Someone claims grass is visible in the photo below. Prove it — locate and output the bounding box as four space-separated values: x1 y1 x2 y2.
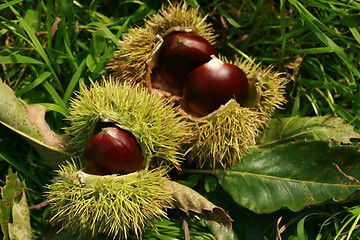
0 0 359 239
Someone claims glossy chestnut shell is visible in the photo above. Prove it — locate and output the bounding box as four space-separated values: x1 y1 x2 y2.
183 56 249 117
84 127 144 175
154 32 217 90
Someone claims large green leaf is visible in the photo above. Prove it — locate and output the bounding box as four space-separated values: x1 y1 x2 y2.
205 141 360 214
0 80 71 168
258 115 360 146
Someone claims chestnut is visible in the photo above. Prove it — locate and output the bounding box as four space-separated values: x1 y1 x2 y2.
183 55 249 117
155 32 217 89
84 127 144 175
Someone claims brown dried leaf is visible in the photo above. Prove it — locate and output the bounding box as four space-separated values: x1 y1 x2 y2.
167 180 233 230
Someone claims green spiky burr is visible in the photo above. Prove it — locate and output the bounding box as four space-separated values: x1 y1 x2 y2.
107 2 216 84
229 56 289 123
65 78 191 170
108 2 289 169
47 161 172 240
183 57 289 169
183 100 263 169
48 78 193 239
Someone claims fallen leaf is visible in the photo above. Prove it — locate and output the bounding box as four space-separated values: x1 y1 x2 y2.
0 167 25 240
8 190 32 240
167 180 233 230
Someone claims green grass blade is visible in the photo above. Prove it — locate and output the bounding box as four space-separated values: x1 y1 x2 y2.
40 103 69 117
0 0 22 11
16 71 51 97
9 4 63 94
280 0 286 58
227 42 250 59
90 45 114 80
333 104 360 129
63 59 86 105
291 88 301 117
346 213 360 240
214 1 241 28
0 151 43 187
115 17 130 39
348 26 360 46
297 216 308 240
334 215 356 240
42 81 68 115
291 47 333 54
0 56 45 65
289 0 360 79
86 22 122 48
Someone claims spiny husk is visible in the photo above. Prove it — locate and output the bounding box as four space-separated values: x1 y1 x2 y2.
47 161 172 240
145 1 216 44
185 100 263 169
65 78 191 170
108 1 216 83
185 57 288 169
227 56 289 124
107 2 289 169
109 26 159 82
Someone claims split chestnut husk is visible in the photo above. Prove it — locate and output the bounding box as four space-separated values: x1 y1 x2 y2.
108 2 289 169
145 29 288 168
47 161 173 240
65 78 191 170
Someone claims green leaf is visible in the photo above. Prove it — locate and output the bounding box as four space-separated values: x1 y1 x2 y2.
207 222 238 240
0 80 71 168
0 167 25 240
204 175 218 193
90 31 106 58
211 141 360 214
8 190 32 240
258 115 360 146
85 54 97 73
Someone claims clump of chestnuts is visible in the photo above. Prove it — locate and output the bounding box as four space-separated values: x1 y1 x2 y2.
109 2 288 169
148 30 250 117
47 3 288 239
154 31 218 91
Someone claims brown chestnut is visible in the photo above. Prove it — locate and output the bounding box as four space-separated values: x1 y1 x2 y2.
155 32 217 89
84 127 144 175
183 55 249 117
